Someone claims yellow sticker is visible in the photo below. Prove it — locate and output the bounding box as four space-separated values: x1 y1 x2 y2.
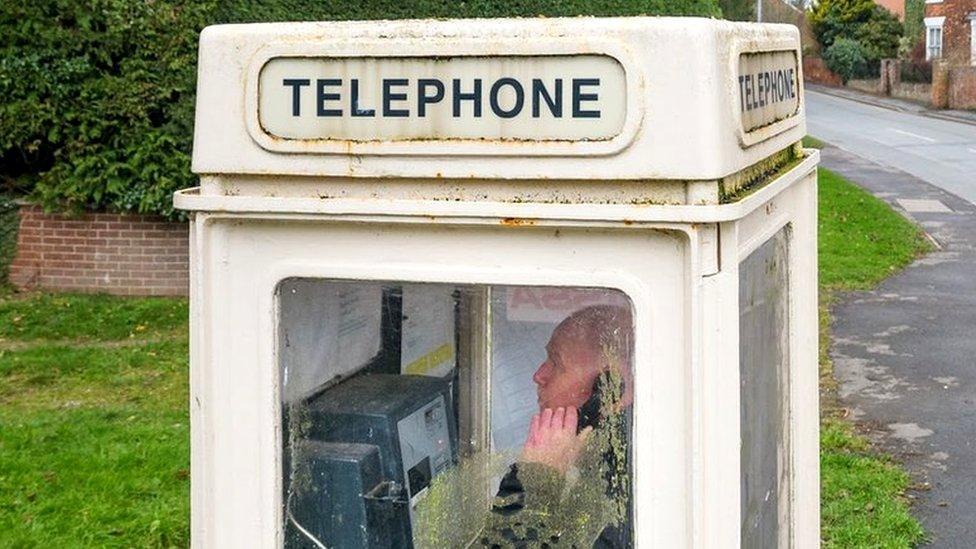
405 343 454 375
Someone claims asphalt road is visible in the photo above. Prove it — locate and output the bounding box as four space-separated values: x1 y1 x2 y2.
806 90 976 205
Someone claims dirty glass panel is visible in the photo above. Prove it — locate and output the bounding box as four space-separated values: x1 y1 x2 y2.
739 228 791 548
277 280 634 548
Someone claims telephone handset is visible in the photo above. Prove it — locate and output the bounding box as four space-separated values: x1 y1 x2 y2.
576 371 624 433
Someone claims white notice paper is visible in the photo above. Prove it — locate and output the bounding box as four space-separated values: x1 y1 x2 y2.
400 284 457 378
279 280 382 403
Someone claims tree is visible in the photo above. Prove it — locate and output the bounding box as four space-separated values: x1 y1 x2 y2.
903 0 925 47
822 37 868 82
810 0 877 50
809 0 902 74
855 7 902 63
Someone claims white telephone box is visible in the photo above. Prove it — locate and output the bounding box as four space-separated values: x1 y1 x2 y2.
177 17 819 548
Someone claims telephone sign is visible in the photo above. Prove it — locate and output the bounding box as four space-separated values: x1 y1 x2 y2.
259 56 627 141
737 50 800 132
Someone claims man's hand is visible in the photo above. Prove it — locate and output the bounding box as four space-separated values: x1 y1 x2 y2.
520 406 593 474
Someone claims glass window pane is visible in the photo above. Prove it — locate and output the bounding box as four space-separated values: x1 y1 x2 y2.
278 280 634 548
739 228 791 548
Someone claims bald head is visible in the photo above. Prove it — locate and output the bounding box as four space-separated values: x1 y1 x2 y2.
532 305 634 411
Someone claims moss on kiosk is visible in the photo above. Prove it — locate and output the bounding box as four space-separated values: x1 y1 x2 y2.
417 350 633 548
719 142 805 204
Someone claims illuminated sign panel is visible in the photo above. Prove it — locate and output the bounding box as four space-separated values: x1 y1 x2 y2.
258 55 627 142
738 51 800 133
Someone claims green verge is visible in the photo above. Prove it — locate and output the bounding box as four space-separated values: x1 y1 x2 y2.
802 135 827 150
819 169 932 291
0 293 187 342
0 292 189 547
816 156 930 547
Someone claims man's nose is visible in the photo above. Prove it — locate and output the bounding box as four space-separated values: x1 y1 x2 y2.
533 361 551 386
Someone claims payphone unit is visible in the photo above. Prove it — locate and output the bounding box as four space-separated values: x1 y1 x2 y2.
286 373 456 547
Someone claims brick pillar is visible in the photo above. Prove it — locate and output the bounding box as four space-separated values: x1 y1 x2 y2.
879 59 891 95
886 59 901 95
932 60 950 108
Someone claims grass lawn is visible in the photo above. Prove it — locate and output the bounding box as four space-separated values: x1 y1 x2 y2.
816 148 931 546
0 146 931 547
0 295 189 547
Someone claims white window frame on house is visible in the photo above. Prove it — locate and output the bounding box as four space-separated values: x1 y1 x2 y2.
926 16 945 61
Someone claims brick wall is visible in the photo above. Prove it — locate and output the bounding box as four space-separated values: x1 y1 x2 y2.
9 205 189 296
847 77 884 94
948 65 976 107
803 56 843 86
761 0 820 54
933 59 976 107
891 80 933 102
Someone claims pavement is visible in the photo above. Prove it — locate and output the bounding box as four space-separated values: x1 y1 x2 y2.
819 145 976 548
807 83 976 126
806 87 976 206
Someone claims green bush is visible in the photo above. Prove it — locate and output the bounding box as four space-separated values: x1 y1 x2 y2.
0 195 17 286
810 0 874 50
0 0 720 220
823 37 868 83
0 1 215 219
853 8 902 66
903 0 925 48
810 0 902 76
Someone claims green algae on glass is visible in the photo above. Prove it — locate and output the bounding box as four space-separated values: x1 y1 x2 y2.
412 450 515 548
416 349 632 548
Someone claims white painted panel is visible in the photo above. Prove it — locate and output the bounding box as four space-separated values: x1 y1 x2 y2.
192 19 806 179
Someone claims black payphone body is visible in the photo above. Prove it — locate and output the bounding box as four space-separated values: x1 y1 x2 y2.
286 373 458 548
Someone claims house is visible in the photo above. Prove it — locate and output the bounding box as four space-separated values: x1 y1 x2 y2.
876 0 906 20
924 0 976 64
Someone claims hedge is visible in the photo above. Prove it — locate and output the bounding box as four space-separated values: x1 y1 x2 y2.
903 0 924 47
0 195 17 286
0 0 721 219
